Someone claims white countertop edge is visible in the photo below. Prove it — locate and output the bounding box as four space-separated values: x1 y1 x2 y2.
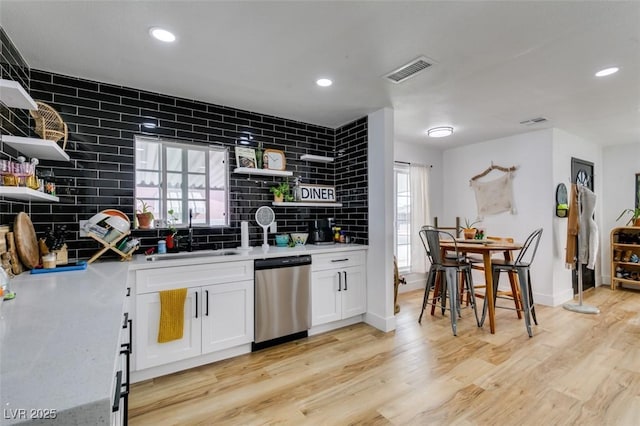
128 244 368 270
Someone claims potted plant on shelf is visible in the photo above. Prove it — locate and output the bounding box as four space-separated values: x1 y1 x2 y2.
136 199 154 229
270 181 293 203
459 218 480 240
616 208 640 226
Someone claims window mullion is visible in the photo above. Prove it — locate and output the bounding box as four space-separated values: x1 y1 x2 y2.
182 147 189 225
161 144 168 226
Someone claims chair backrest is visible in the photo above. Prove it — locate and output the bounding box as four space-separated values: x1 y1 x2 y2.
433 216 461 238
515 228 543 266
419 225 459 266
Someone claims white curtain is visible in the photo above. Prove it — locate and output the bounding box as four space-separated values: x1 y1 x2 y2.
410 164 430 273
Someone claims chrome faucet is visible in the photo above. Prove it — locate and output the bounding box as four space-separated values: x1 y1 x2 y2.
187 208 194 252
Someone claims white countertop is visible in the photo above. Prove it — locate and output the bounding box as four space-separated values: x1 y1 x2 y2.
129 243 368 270
0 244 367 424
0 261 130 425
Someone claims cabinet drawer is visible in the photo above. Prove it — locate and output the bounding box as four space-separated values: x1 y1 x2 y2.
136 260 253 294
312 250 365 271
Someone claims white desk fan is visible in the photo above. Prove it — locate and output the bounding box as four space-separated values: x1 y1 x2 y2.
255 206 275 249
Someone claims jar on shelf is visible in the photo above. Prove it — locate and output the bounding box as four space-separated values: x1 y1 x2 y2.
39 170 56 195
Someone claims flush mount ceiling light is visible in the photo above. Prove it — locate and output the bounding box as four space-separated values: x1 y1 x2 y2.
316 78 332 87
595 67 619 77
149 27 176 43
427 126 453 138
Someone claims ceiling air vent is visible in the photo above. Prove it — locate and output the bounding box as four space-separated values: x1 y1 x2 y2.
385 56 433 84
519 117 548 126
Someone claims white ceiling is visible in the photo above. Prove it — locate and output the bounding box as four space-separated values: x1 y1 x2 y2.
1 1 639 149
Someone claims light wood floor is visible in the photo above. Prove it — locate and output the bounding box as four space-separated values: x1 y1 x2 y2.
129 287 640 425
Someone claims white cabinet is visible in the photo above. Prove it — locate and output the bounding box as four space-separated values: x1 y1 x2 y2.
136 288 202 369
311 250 366 326
134 261 254 371
201 281 253 353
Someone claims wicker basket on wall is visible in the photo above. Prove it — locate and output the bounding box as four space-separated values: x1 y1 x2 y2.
29 101 68 150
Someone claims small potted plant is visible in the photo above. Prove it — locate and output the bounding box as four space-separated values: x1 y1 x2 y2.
166 209 179 249
616 208 640 227
270 181 291 203
136 199 154 229
459 218 480 240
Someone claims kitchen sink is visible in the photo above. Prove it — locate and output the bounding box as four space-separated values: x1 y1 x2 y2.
146 249 240 262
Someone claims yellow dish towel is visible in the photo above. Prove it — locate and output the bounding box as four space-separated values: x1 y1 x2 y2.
157 288 188 343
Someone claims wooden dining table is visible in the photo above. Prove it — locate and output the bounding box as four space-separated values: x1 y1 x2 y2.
439 239 523 334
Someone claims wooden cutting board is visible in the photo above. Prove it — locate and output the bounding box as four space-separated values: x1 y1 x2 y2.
14 212 39 269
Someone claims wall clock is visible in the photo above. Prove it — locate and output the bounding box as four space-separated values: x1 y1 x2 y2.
264 149 286 171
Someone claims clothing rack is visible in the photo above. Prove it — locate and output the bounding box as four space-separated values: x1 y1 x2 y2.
563 183 600 315
469 161 517 183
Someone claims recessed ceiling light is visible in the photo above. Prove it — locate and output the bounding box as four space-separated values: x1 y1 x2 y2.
316 78 332 87
427 126 453 138
149 27 176 43
595 67 619 77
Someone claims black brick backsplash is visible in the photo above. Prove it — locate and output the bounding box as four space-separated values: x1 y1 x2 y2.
0 28 368 261
0 28 33 223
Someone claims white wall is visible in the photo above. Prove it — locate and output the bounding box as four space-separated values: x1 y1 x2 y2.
366 108 396 332
551 128 603 302
602 142 640 283
442 129 558 304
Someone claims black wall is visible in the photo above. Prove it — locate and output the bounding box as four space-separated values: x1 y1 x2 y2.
0 27 369 261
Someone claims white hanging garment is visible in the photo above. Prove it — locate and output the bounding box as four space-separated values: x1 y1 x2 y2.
577 186 598 270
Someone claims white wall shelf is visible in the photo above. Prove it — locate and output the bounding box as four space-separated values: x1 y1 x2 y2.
272 201 343 207
233 167 293 177
1 135 70 161
300 154 334 163
0 79 37 110
0 187 59 202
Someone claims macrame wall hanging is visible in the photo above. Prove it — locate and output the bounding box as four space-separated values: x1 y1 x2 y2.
469 162 518 219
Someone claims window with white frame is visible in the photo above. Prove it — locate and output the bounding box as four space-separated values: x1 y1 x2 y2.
394 163 411 270
135 136 229 228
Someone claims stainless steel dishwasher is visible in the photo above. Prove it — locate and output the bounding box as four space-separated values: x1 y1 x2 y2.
253 255 312 350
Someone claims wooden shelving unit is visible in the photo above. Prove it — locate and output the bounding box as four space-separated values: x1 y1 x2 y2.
610 226 640 290
233 167 293 177
1 135 70 161
87 231 137 263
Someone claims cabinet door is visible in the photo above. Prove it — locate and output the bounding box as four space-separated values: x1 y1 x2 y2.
135 289 201 370
201 280 254 354
341 265 366 319
311 269 342 326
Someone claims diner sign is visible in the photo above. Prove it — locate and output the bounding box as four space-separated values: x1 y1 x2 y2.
299 184 336 202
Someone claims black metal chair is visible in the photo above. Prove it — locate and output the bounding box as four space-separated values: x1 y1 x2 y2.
480 228 543 337
418 226 480 336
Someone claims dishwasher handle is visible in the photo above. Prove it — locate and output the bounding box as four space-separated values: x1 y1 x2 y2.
255 255 312 270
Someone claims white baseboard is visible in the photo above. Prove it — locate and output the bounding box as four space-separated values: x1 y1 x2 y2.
364 311 396 332
308 315 363 336
399 272 425 293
